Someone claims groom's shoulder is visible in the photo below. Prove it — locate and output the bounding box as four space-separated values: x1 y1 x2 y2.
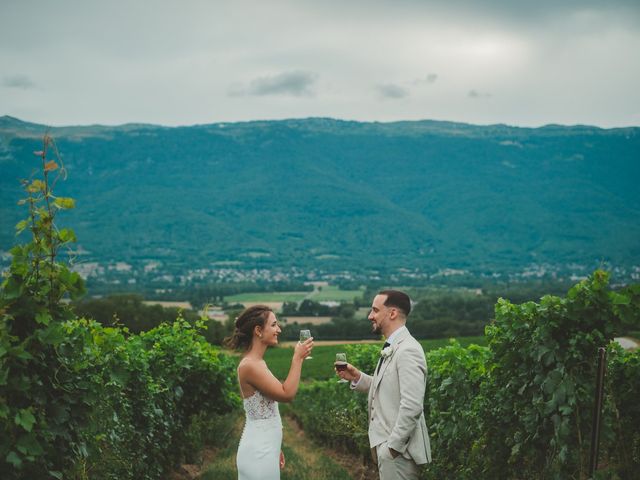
409 336 424 352
398 332 423 352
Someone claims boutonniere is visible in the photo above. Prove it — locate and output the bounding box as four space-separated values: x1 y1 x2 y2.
380 346 393 359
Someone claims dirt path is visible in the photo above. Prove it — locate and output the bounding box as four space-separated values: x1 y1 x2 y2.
169 413 376 480
283 415 378 480
169 447 218 480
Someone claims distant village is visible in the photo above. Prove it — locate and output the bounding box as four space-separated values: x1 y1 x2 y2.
2 250 636 295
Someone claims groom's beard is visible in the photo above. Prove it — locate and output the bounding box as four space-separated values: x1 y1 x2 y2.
371 321 382 334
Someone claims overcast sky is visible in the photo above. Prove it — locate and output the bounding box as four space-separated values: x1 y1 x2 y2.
1 0 639 128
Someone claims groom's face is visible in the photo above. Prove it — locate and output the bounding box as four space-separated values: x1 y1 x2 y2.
368 294 390 334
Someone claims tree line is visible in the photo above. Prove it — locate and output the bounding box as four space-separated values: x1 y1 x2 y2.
71 279 598 345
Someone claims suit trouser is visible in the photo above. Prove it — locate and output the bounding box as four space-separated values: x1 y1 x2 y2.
375 442 420 480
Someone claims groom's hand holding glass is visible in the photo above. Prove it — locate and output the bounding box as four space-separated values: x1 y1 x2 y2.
334 361 362 384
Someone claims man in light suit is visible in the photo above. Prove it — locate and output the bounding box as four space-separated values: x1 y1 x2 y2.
337 290 431 480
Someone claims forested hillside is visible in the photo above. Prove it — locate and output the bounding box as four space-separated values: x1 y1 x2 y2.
2 116 639 280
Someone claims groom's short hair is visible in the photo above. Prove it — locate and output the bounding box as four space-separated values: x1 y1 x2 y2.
379 290 411 317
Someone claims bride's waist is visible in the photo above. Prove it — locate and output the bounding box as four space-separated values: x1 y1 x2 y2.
243 414 282 426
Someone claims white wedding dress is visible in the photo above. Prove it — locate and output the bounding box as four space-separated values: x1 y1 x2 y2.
237 390 282 479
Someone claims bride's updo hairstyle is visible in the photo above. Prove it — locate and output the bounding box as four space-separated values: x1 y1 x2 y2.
224 305 273 351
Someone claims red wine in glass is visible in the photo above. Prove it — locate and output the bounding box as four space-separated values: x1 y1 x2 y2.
335 353 348 383
335 362 348 371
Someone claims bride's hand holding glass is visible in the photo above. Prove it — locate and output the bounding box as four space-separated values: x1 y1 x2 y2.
298 329 313 360
294 334 313 361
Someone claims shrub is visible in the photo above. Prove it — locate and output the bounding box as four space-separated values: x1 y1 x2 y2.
0 136 240 479
289 272 640 480
423 340 489 479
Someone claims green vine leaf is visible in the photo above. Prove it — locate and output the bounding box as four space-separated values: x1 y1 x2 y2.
35 311 52 326
610 291 631 305
53 197 75 210
14 409 36 432
26 179 46 193
5 451 21 468
58 228 76 243
15 220 29 234
16 433 44 456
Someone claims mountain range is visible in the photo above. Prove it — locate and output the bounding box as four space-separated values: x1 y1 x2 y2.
1 115 639 280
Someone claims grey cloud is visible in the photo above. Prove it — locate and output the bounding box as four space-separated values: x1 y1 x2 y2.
227 83 246 97
468 89 492 99
2 74 35 89
381 0 640 26
377 84 409 99
414 74 438 85
230 71 318 97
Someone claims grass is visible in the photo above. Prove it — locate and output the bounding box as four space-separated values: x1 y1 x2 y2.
199 414 352 480
223 285 365 306
197 425 240 479
260 336 488 381
224 291 310 303
265 345 348 381
280 416 353 480
193 413 244 479
309 285 365 302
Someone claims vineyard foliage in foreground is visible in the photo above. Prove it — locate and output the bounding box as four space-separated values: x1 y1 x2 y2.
0 138 239 479
289 272 640 479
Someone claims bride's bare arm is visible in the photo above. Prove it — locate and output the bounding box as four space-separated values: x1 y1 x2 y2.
240 338 313 403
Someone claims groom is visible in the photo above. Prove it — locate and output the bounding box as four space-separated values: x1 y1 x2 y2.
337 290 431 480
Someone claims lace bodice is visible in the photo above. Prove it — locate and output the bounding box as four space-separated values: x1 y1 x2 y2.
243 390 280 421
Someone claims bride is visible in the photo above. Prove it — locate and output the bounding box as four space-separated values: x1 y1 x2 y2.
225 305 314 479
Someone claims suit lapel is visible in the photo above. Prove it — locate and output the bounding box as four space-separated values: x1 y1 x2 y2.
373 328 410 390
374 352 392 389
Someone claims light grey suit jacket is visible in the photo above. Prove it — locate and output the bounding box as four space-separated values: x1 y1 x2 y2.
353 327 432 465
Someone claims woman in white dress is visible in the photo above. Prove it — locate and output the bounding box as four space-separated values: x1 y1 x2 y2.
226 305 314 480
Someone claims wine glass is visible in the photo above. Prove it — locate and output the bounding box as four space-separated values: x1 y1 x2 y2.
299 329 312 359
335 352 348 383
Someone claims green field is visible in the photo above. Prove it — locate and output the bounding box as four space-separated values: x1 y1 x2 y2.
223 286 365 305
257 336 487 381
309 285 365 302
224 291 310 303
